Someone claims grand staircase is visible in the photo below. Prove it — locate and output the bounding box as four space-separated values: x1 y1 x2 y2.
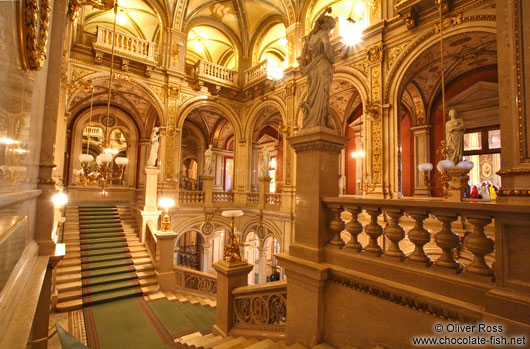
55 204 159 311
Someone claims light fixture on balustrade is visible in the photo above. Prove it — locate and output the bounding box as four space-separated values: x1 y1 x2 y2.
416 1 473 199
158 198 175 232
74 0 128 193
221 210 244 263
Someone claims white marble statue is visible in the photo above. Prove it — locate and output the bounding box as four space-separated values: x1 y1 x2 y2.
146 127 159 167
204 144 213 176
445 109 465 165
300 9 336 130
260 146 270 177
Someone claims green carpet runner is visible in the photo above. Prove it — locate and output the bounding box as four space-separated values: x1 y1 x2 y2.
77 205 143 307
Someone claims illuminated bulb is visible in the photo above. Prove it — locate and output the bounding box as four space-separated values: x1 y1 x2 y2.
52 192 68 206
270 158 277 169
358 150 365 158
112 149 119 155
104 148 112 154
351 152 358 158
339 16 363 46
158 198 175 209
116 12 127 26
267 61 284 80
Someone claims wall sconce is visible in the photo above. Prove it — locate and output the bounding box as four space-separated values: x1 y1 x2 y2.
158 198 175 232
351 150 365 158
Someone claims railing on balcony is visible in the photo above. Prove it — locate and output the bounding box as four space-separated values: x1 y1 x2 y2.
232 280 287 335
174 265 217 295
194 60 238 88
265 193 281 207
179 191 204 205
212 191 234 204
93 25 157 65
244 59 268 86
246 192 259 205
145 220 157 263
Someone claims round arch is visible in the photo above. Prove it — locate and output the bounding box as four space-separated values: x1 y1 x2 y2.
244 98 287 140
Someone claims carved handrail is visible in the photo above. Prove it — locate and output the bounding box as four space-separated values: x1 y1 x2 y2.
178 190 204 205
93 25 157 65
244 59 268 86
232 280 287 333
212 191 234 203
174 265 217 295
145 220 158 262
195 60 238 87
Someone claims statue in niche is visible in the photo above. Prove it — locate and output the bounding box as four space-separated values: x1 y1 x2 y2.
445 109 465 165
146 127 159 167
260 146 270 178
300 8 336 130
204 144 214 176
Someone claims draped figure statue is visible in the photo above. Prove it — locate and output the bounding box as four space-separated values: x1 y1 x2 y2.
445 109 465 165
300 9 336 130
204 144 213 176
146 127 159 167
260 146 270 177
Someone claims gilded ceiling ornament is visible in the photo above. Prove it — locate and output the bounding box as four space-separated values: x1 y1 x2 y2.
67 0 114 22
366 45 383 64
168 84 180 97
18 0 52 71
365 102 381 120
434 14 462 32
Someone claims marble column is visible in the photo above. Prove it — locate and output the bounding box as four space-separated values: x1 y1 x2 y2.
258 247 268 284
411 125 431 196
34 0 69 255
201 243 212 273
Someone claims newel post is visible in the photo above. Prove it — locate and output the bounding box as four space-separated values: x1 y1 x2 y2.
154 230 178 291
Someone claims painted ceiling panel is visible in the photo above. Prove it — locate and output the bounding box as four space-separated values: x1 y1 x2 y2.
186 25 237 68
244 0 283 35
193 1 240 37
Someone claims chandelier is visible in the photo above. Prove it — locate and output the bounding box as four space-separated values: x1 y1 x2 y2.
74 0 128 194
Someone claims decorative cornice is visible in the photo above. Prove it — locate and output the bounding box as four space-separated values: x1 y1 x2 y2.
329 273 479 323
497 188 530 197
290 140 346 154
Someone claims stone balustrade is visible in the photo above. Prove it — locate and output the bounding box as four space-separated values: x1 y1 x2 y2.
321 197 521 278
265 193 282 207
174 265 217 295
244 59 268 86
231 280 287 335
246 192 259 205
93 26 157 65
145 220 157 262
179 190 204 205
195 60 238 88
212 191 234 204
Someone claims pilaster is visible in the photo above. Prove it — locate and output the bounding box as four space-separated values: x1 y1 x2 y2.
411 125 431 196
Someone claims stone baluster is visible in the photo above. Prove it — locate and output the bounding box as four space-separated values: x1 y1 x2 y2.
407 211 431 264
364 208 383 255
384 209 405 259
433 213 460 270
345 207 363 252
464 216 494 276
328 205 345 247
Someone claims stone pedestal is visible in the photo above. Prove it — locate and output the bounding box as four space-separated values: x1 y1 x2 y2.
35 182 58 255
287 127 348 262
212 261 254 337
202 175 214 207
411 125 431 197
154 230 178 291
258 176 271 209
141 167 161 242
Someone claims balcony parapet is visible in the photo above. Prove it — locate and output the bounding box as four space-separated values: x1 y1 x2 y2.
93 26 157 72
244 59 269 87
193 60 239 89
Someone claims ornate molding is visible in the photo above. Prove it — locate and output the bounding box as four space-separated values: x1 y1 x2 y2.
18 0 52 71
330 273 479 323
388 41 410 67
498 188 530 197
496 168 530 176
290 140 345 154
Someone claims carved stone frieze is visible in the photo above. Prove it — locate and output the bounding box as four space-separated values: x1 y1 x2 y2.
290 140 345 154
329 273 479 323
